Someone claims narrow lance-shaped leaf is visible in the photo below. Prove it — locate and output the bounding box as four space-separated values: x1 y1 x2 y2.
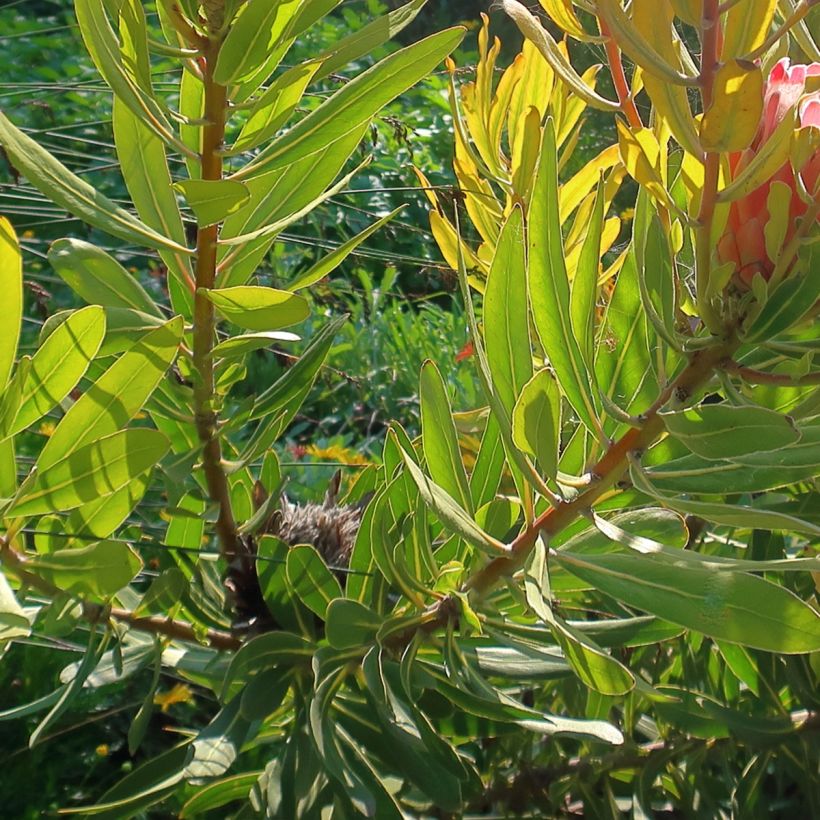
660 404 800 460
48 239 162 317
113 97 194 315
7 306 106 439
570 176 604 366
512 369 561 483
249 315 345 421
75 0 191 157
420 360 473 515
37 317 183 470
314 0 427 81
175 180 251 228
399 444 507 556
630 463 820 538
553 550 820 654
0 114 191 254
26 541 143 599
6 429 170 517
213 0 304 85
201 286 309 332
529 119 600 434
233 28 465 180
485 206 532 415
0 218 22 390
501 0 619 111
286 545 343 620
228 60 322 156
287 206 406 291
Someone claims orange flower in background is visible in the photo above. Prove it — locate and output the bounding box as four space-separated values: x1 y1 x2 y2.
717 59 820 286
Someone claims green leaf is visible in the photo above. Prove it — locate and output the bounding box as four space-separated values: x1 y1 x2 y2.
0 113 191 254
26 541 142 599
553 550 820 653
184 697 255 779
127 642 161 755
529 120 599 434
661 404 800 459
214 0 304 84
399 445 507 556
595 251 658 432
112 96 194 315
287 206 406 291
548 613 635 696
0 357 31 441
7 429 170 517
0 218 22 391
420 360 473 514
133 568 188 617
286 544 343 619
7 306 106 438
361 649 464 812
48 239 162 316
325 599 382 650
222 631 314 699
470 414 505 508
175 180 251 228
234 27 464 179
75 0 187 156
219 126 367 286
62 473 152 542
30 632 103 747
180 773 261 818
742 250 820 342
484 206 532 417
318 0 429 81
250 315 345 421
570 177 604 365
229 60 322 156
37 317 182 470
0 572 30 642
642 420 820 494
202 286 309 332
630 464 820 537
62 744 192 817
212 331 301 360
512 369 561 483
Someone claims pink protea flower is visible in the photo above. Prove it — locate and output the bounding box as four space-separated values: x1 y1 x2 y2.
717 58 820 286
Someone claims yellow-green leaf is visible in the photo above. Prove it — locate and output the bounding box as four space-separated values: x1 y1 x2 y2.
7 429 169 517
700 60 764 153
202 286 309 331
502 0 619 112
722 0 778 59
175 180 251 228
36 317 183 470
8 307 106 438
0 218 22 390
512 369 561 483
48 239 162 316
214 0 304 85
0 113 191 255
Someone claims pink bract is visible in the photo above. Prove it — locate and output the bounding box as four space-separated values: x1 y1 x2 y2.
716 58 820 286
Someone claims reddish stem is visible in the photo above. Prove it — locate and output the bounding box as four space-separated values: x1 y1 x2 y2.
598 17 642 129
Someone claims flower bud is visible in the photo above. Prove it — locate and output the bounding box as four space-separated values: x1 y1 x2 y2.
717 59 820 286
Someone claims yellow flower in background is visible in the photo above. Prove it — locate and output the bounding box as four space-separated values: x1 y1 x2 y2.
154 683 195 712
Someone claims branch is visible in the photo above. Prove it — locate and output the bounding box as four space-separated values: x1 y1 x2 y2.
469 712 819 814
385 339 738 650
190 38 248 582
724 361 820 386
0 538 240 651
